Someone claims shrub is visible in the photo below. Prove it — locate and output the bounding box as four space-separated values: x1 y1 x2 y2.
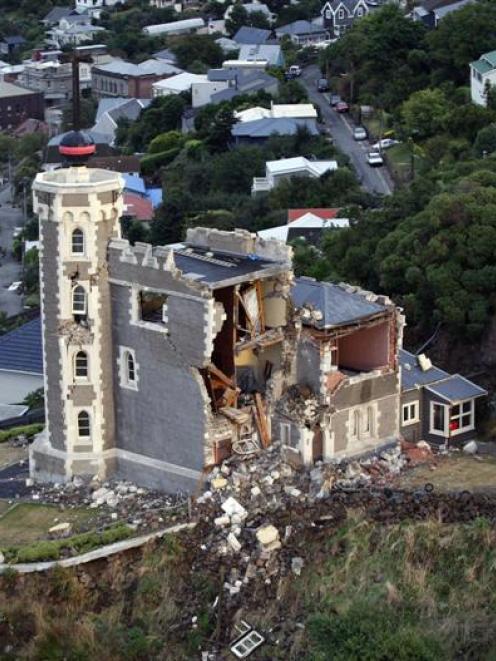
0 423 44 443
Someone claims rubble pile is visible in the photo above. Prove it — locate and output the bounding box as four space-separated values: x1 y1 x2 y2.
25 477 188 533
275 385 322 425
191 440 407 602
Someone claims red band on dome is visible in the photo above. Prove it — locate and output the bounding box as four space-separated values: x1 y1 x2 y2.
59 144 96 156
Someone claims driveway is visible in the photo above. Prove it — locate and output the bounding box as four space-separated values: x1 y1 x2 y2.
301 65 394 197
0 184 24 317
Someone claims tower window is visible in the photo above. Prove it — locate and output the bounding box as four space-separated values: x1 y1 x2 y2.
72 228 85 254
72 285 87 315
126 351 135 384
75 351 88 379
118 346 139 390
77 410 91 438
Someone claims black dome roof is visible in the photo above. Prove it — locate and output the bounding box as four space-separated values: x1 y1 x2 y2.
59 130 96 165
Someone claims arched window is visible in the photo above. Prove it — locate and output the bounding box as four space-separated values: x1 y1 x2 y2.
77 410 90 437
72 285 86 315
75 351 88 379
126 351 136 384
353 410 360 438
72 228 84 254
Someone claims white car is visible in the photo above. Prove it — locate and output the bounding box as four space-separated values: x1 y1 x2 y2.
353 126 367 141
367 151 384 167
371 138 399 151
13 226 23 238
7 281 22 293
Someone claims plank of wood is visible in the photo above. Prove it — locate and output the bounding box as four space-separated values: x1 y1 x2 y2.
254 393 271 448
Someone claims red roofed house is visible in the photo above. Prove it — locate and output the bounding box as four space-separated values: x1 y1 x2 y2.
288 208 340 222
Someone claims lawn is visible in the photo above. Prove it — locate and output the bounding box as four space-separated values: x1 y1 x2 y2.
0 502 96 547
398 453 496 493
386 143 426 184
0 444 28 469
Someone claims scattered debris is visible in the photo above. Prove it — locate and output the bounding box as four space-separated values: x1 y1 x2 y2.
463 440 478 455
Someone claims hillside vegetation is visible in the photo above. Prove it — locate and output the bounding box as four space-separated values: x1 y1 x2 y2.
1 514 496 659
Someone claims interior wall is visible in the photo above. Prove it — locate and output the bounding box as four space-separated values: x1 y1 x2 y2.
337 320 390 372
263 279 287 328
212 286 235 378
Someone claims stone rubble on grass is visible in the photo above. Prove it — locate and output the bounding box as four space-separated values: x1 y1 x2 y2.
463 440 478 455
48 522 72 536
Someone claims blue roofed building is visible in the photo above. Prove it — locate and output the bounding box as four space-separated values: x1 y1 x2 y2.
233 26 272 45
0 317 44 418
399 349 486 447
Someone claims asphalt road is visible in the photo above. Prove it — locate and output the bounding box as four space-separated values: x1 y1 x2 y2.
301 65 394 197
0 184 24 317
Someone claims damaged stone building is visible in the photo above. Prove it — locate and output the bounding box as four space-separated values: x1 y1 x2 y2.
30 154 405 492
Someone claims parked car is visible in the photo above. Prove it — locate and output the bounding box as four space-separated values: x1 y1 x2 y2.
13 226 23 238
285 65 302 79
329 94 341 107
317 78 329 92
353 126 367 141
335 101 349 113
371 138 399 151
367 151 384 167
7 281 22 293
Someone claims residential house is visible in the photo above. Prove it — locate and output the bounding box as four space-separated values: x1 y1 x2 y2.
234 103 318 122
412 0 474 28
191 68 278 107
470 50 496 106
233 26 271 45
19 51 73 104
0 317 43 422
0 36 26 57
232 117 319 143
41 6 75 27
122 173 162 222
142 18 206 36
258 208 349 243
0 81 44 131
252 156 338 195
237 43 284 67
275 20 330 46
153 72 209 97
92 59 182 100
91 97 151 145
75 0 126 19
47 14 106 48
13 117 49 138
399 349 486 447
280 277 403 463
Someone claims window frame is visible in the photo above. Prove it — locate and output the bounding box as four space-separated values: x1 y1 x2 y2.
449 399 475 436
77 410 91 438
118 346 138 391
74 350 89 380
71 227 85 255
402 401 419 426
430 401 448 436
72 285 87 315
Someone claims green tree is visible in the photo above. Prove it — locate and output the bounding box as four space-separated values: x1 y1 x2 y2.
205 107 236 152
171 34 223 71
401 88 451 139
474 124 496 157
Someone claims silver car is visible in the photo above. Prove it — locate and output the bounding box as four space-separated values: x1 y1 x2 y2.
353 126 367 141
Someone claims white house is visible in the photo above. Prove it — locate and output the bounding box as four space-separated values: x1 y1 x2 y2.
153 71 208 97
235 103 318 122
470 50 496 107
252 156 338 195
258 210 349 242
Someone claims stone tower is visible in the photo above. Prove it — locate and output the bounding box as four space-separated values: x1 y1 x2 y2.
30 132 124 483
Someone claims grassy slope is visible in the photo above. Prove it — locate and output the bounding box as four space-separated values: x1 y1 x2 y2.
1 515 496 659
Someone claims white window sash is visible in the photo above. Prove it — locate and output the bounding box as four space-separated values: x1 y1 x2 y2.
402 401 419 426
429 401 448 436
450 399 475 436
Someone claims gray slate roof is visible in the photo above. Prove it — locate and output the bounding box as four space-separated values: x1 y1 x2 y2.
232 117 318 138
399 349 486 402
0 317 43 375
426 375 487 403
42 7 74 23
276 20 327 36
233 26 271 45
292 277 388 329
399 349 449 391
